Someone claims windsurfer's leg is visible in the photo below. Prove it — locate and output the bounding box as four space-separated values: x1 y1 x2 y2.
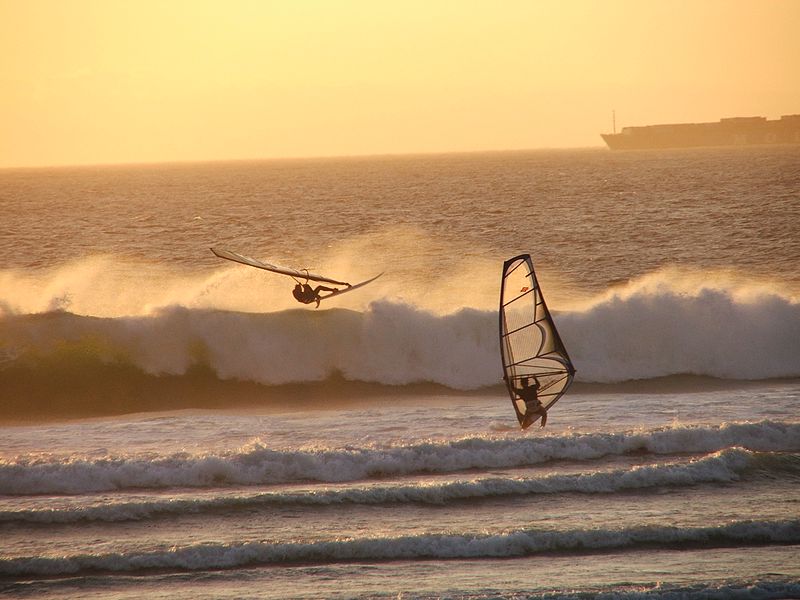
313 285 340 304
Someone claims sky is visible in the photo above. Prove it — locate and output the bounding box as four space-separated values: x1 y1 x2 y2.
1 0 798 168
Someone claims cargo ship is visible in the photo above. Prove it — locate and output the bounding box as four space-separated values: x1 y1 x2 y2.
601 114 800 150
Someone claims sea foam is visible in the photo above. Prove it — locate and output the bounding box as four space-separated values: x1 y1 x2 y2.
2 278 799 392
1 421 797 495
1 519 798 577
3 447 792 524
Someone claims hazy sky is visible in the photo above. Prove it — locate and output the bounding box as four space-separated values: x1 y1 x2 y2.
1 0 798 168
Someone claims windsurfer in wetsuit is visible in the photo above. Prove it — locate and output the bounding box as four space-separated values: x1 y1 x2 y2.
516 377 547 429
292 282 339 308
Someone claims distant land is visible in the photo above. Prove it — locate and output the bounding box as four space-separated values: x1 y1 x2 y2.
601 114 800 150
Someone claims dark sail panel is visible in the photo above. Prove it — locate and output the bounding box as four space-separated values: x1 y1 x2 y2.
499 254 576 428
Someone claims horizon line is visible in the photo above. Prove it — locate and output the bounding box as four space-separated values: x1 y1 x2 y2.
0 144 607 171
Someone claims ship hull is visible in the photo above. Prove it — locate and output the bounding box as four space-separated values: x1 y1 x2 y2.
602 115 800 150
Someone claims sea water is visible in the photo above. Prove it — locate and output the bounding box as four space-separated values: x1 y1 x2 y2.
1 147 799 598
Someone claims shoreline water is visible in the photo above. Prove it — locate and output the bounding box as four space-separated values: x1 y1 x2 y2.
2 366 799 424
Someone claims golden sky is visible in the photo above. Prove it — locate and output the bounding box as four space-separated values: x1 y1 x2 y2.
1 0 798 168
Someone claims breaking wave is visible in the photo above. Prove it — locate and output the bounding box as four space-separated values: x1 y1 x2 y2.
1 279 799 403
1 519 798 577
2 421 798 495
3 448 798 524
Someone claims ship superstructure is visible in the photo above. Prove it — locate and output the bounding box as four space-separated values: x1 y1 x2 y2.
602 114 800 150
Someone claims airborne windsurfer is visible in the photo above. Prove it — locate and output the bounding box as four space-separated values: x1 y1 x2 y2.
210 248 378 307
517 377 547 429
292 282 343 308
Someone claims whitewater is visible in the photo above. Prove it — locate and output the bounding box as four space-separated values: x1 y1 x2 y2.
2 271 798 419
1 146 799 598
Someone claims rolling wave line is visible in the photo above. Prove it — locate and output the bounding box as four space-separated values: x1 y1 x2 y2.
2 421 798 495
2 519 798 578
4 448 797 524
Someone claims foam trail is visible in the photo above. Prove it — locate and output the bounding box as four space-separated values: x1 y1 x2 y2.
4 448 789 524
2 422 798 495
1 519 797 577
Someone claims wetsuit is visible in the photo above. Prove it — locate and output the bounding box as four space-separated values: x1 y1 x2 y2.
516 381 547 429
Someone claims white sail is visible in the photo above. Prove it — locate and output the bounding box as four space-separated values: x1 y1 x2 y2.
499 254 575 427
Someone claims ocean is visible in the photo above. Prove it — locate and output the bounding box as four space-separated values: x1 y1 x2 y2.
1 146 799 599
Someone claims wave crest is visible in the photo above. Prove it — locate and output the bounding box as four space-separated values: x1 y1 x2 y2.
2 421 797 495
2 278 799 403
2 519 798 577
6 448 796 524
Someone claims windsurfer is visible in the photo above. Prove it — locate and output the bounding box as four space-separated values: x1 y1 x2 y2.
517 377 547 429
292 282 341 308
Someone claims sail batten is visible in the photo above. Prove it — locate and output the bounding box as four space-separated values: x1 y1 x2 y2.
502 321 541 338
499 254 576 429
506 358 570 371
